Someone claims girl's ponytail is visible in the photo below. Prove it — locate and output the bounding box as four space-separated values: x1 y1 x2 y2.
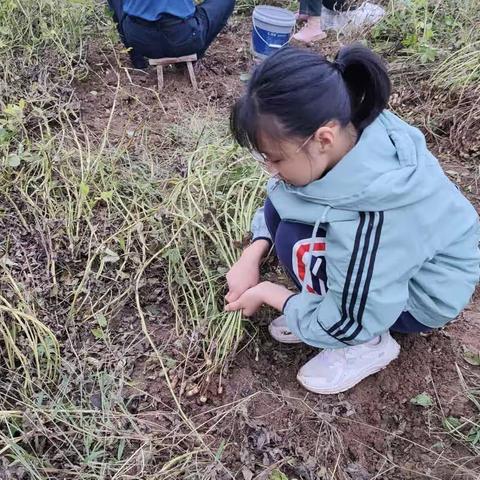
334 44 391 131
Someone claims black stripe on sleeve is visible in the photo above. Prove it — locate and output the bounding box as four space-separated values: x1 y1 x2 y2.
327 212 366 334
317 319 351 346
332 212 376 338
340 211 384 343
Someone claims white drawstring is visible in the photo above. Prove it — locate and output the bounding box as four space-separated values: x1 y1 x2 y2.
301 206 331 292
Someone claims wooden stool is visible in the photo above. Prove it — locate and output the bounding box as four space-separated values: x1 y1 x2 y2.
148 54 198 91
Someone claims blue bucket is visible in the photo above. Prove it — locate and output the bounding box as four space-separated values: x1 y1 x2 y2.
252 6 296 60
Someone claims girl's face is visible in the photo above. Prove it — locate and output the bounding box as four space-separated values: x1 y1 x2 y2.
255 122 353 187
255 137 327 187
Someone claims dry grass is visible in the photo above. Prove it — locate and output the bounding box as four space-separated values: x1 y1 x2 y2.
1 0 479 477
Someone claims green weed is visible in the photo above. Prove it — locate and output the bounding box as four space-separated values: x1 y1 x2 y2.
442 366 480 454
371 0 479 64
162 115 267 383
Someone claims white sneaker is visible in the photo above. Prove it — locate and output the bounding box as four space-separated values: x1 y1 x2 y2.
268 315 303 344
297 331 400 394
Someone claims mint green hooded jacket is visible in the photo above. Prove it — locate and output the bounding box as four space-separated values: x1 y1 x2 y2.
254 111 480 348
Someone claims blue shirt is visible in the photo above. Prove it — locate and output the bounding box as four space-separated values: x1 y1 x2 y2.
124 0 195 21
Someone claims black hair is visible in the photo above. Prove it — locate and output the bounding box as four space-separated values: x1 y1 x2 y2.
230 44 391 152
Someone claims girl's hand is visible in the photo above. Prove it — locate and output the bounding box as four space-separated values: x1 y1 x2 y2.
225 281 295 317
225 239 270 303
225 257 260 303
224 283 266 316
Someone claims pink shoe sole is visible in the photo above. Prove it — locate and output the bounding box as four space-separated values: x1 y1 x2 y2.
292 31 328 43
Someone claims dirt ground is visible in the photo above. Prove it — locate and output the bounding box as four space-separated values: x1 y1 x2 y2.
75 15 480 480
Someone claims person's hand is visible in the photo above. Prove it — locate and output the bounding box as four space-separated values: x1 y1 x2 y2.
225 256 259 303
224 283 267 316
225 240 270 303
225 281 295 317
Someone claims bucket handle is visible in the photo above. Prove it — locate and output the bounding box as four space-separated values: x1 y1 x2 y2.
253 24 291 50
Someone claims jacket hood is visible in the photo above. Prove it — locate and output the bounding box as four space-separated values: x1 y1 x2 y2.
267 111 443 223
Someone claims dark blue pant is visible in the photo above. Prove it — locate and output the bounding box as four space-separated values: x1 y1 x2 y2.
107 0 234 62
264 198 432 334
299 0 350 15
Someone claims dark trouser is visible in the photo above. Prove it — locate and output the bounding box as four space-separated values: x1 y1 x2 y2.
107 0 235 62
263 198 433 334
299 0 351 15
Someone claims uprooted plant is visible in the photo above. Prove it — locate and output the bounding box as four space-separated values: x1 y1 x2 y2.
162 127 266 386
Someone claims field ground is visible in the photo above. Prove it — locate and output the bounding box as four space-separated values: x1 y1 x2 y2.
1 1 479 478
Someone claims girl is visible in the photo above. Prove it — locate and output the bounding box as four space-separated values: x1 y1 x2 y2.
224 45 480 395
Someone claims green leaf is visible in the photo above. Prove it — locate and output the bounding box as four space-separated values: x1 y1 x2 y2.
0 127 10 144
95 313 107 328
103 247 119 263
100 190 113 201
118 236 126 252
468 427 480 445
424 27 434 41
164 356 177 369
463 348 480 366
214 439 226 461
117 438 126 460
431 440 444 451
162 248 181 264
173 274 188 286
402 33 418 48
84 450 104 462
79 181 89 197
91 327 104 339
7 153 21 167
443 416 462 431
269 471 289 480
419 46 437 63
37 336 56 357
410 392 434 407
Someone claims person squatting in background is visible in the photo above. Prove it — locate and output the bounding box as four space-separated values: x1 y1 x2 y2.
107 0 235 69
224 44 480 394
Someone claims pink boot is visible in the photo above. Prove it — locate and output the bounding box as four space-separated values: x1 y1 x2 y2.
293 16 327 43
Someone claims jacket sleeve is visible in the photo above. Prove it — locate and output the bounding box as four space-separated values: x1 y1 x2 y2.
250 206 272 243
284 211 418 348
